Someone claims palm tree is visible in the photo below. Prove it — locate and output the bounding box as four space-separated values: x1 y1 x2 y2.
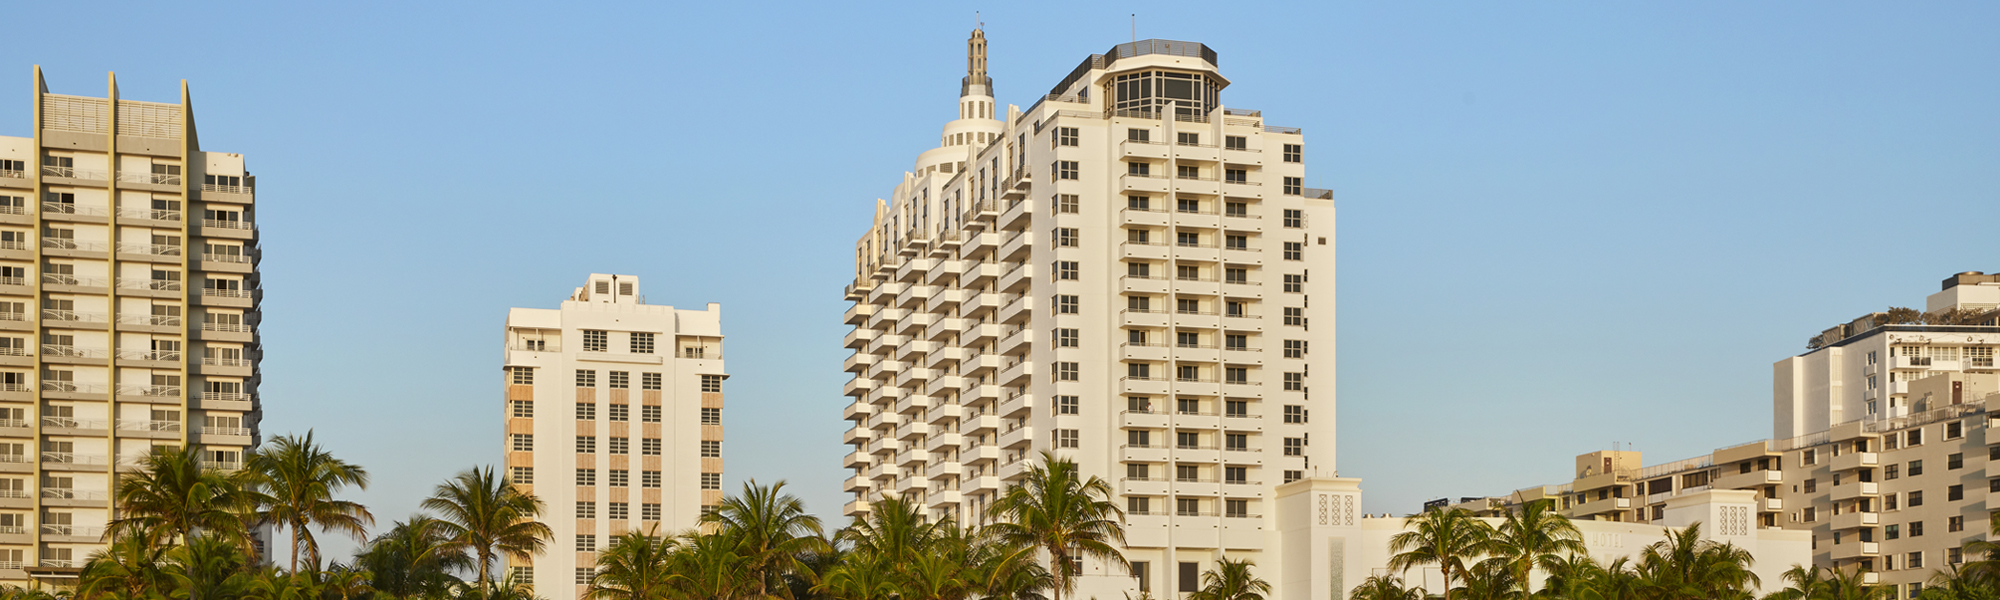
701 479 826 598
1483 499 1583 596
589 525 675 600
109 445 255 549
1387 507 1494 600
1824 564 1893 600
420 466 552 592
160 532 257 600
669 532 755 599
1764 564 1832 600
245 431 374 573
356 517 470 600
319 564 375 600
1348 574 1424 600
1188 557 1271 600
986 451 1128 600
77 534 170 600
1454 560 1519 600
1631 523 1758 599
1923 563 1996 600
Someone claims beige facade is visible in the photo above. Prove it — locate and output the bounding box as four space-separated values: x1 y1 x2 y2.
1477 273 2000 598
840 31 1336 597
0 68 263 587
501 274 723 599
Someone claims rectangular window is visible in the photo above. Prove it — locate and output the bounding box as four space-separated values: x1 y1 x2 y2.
510 434 533 452
609 470 628 487
1225 168 1246 184
701 472 721 490
1056 261 1079 280
1177 498 1201 517
1908 429 1923 446
1177 431 1200 449
608 437 628 454
1950 516 1965 532
1282 144 1303 163
643 471 661 488
1283 307 1306 327
1886 465 1899 480
1055 429 1079 448
1128 128 1152 142
576 403 596 420
643 503 662 520
1887 524 1900 540
1177 132 1200 146
509 367 534 385
1056 127 1079 147
640 372 662 390
1949 453 1963 470
1910 490 1924 507
1225 434 1248 452
643 439 662 456
1055 295 1079 314
1284 470 1303 484
576 534 596 552
1054 227 1079 248
1910 460 1924 476
608 502 628 520
577 469 597 486
630 333 655 354
1947 421 1963 439
1283 340 1308 359
1225 135 1247 151
1284 437 1305 456
608 404 628 422
1055 362 1079 382
1283 274 1303 293
1226 499 1249 518
699 407 719 425
1057 395 1079 415
1055 194 1080 213
510 400 533 418
1283 372 1304 392
576 436 596 454
702 440 721 458
1282 177 1303 195
701 374 724 393
1949 484 1963 501
576 568 594 585
1055 328 1079 348
1912 521 1925 537
582 330 608 352
1225 367 1248 384
607 371 629 389
1284 405 1307 423
1179 563 1199 592
1055 161 1079 180
1283 242 1303 261
509 467 533 484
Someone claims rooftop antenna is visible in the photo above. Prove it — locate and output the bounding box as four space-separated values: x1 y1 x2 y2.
1132 14 1137 44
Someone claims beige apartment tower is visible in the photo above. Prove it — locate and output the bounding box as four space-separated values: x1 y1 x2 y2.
0 68 263 587
841 32 1337 597
502 274 724 599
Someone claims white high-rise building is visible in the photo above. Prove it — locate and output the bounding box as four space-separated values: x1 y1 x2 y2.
0 68 263 589
502 274 725 599
839 30 1337 596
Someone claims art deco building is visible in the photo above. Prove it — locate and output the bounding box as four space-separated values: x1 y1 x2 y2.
0 68 263 588
501 274 725 599
839 31 1337 596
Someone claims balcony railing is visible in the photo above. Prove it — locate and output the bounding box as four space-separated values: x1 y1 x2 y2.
41 166 107 180
202 253 251 264
41 452 108 465
0 241 26 252
118 208 183 222
201 321 249 332
41 345 107 359
42 309 108 323
117 385 182 398
42 488 108 501
120 279 183 292
201 356 252 367
0 419 23 428
43 273 108 287
117 243 183 257
118 172 183 186
0 454 26 464
41 382 105 394
42 239 108 253
201 288 253 298
120 314 183 327
201 391 251 403
117 349 182 362
202 219 253 230
0 277 21 287
0 169 24 179
200 426 251 437
41 202 109 217
119 419 183 432
40 524 105 538
0 384 27 393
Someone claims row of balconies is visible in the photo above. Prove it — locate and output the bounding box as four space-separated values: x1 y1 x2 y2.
1117 240 1267 267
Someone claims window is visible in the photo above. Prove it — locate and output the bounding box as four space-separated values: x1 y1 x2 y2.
1886 524 1900 540
576 403 596 420
1225 434 1248 452
1910 460 1924 476
1805 478 1817 493
1283 307 1306 327
643 471 661 488
1225 234 1249 251
1283 144 1302 163
1283 340 1307 359
1055 295 1079 314
509 467 533 484
1282 177 1303 195
1177 431 1200 449
641 372 662 390
702 440 721 458
1055 127 1079 147
510 434 533 452
608 502 629 520
576 534 596 552
1128 430 1152 447
576 567 595 584
608 437 628 455
608 371 629 389
576 370 597 388
1912 520 1925 536
1225 169 1246 184
1886 493 1898 510
576 436 597 453
1055 194 1079 213
1055 329 1079 348
1177 198 1201 213
702 374 724 393
1284 437 1304 456
1909 490 1924 507
1947 421 1963 439
1283 274 1303 293
630 332 655 354
1127 363 1151 379
1226 499 1249 517
1225 334 1247 351
643 439 662 456
643 503 662 520
608 404 628 422
701 473 721 490
1055 161 1079 180
1054 227 1079 248
1284 405 1307 423
1951 516 1965 532
1225 268 1248 284
1057 395 1079 415
1177 132 1200 146
510 400 533 418
1283 470 1304 484
1908 429 1923 446
1886 464 1899 480
1225 202 1248 217
583 330 608 352
1950 453 1963 470
1225 135 1247 150
576 501 597 519
1177 165 1200 179
1282 242 1302 261
1055 429 1079 448
1055 362 1079 382
1177 498 1201 517
1909 552 1925 569
699 407 718 425
1128 128 1152 142
508 367 534 385
1949 484 1964 501
577 469 597 486
1225 367 1248 384
1056 261 1079 280
1129 162 1152 176
1128 497 1152 515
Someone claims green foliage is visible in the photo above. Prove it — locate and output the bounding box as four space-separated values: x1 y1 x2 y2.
245 431 375 573
986 451 1128 600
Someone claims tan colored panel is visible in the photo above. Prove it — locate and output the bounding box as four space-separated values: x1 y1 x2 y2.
610 488 628 502
610 422 629 437
577 388 596 403
610 389 628 404
611 456 629 470
643 489 661 503
642 390 662 406
576 421 595 436
644 456 661 470
701 425 723 441
506 453 534 468
577 487 595 502
701 392 724 408
514 484 534 497
644 423 661 438
507 418 534 434
701 457 723 473
507 384 534 401
702 490 723 505
577 454 595 469
576 519 594 531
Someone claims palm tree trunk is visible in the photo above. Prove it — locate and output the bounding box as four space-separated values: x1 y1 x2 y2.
291 523 301 573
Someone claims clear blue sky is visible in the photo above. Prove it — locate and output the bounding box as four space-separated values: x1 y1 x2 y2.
9 1 1996 558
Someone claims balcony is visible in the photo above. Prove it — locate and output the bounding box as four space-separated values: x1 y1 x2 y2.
43 274 108 288
40 345 107 360
1831 481 1879 501
1831 452 1878 472
843 328 880 349
1120 173 1170 194
118 208 182 223
1712 469 1783 490
1830 541 1879 560
41 416 108 431
41 452 109 466
118 419 183 433
1831 511 1878 530
117 385 181 399
1120 139 1169 160
1566 496 1631 517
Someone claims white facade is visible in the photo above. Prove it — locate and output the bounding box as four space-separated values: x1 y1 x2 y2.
840 31 1337 597
502 274 725 599
0 69 263 588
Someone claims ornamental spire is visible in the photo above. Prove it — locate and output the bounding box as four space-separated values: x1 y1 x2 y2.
962 25 992 98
